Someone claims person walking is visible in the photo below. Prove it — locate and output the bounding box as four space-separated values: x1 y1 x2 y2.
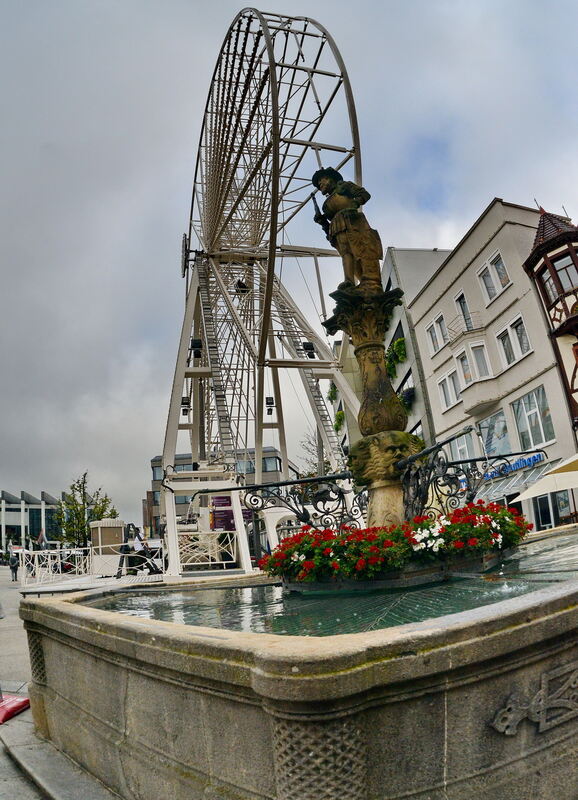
9 552 19 582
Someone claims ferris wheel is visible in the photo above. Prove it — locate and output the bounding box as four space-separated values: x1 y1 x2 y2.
162 9 363 501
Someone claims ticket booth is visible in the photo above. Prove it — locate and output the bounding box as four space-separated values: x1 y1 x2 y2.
89 518 124 576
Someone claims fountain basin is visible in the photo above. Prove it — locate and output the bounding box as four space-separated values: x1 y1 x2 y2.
20 536 578 800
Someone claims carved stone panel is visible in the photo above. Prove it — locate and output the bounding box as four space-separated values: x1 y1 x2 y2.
492 658 578 735
271 715 366 800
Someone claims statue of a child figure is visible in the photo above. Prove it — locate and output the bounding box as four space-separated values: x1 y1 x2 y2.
312 167 383 290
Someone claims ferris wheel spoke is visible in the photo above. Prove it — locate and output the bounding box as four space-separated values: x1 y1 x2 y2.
169 9 363 524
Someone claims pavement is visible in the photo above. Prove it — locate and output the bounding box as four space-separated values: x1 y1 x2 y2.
0 565 119 799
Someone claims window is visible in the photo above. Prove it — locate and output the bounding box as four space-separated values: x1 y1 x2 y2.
397 369 415 392
175 463 193 472
449 431 475 461
479 267 497 301
512 386 555 448
491 253 510 288
471 344 490 377
457 351 473 385
496 317 531 368
152 466 163 480
438 370 461 410
539 267 558 304
497 331 515 365
236 459 256 474
478 410 511 456
152 491 160 505
456 293 473 330
427 324 439 353
552 253 578 293
512 318 530 355
175 495 193 505
263 456 281 472
426 315 448 353
410 420 424 440
436 315 449 345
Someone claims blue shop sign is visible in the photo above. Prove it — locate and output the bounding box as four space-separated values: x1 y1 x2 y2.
484 452 544 481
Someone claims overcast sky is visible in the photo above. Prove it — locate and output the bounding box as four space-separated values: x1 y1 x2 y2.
2 0 578 523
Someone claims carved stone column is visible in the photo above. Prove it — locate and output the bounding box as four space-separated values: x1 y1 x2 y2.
323 285 407 436
323 285 417 525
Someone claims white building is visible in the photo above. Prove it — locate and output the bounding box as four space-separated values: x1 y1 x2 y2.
408 198 578 530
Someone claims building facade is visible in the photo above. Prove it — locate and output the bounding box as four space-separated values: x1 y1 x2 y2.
331 247 451 453
408 199 578 530
1 490 61 550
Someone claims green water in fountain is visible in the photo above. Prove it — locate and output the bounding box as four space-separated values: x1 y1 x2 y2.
87 533 578 636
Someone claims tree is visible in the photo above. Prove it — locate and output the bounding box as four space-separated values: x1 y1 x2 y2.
56 471 119 546
299 431 332 478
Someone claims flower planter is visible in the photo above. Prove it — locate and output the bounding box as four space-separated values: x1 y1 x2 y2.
282 549 516 593
261 501 531 592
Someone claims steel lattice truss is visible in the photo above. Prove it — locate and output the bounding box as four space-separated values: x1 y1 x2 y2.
164 8 363 488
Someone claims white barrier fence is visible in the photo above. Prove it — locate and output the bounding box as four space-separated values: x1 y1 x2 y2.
18 543 165 587
177 528 237 570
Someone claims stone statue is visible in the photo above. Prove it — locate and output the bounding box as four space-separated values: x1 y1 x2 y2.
312 167 383 289
348 431 423 527
349 431 423 487
315 169 419 526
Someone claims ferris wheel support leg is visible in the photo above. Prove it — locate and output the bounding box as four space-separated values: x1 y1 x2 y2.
163 489 181 577
263 516 279 551
231 493 252 573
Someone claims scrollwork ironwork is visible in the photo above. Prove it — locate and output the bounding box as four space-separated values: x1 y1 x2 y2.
242 472 367 531
397 427 546 519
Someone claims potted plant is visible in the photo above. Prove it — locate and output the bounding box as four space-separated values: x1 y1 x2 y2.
258 500 532 592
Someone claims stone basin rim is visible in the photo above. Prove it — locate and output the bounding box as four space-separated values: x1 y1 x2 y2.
21 573 578 649
20 577 578 704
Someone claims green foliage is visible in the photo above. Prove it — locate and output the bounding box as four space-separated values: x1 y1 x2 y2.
333 409 345 432
55 471 119 547
386 337 407 379
398 386 416 412
326 382 337 403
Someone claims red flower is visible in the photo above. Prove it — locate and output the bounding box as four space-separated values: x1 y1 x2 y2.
302 560 315 571
355 558 366 571
275 551 287 559
369 545 380 554
467 537 478 547
331 561 340 570
383 540 394 548
368 556 380 565
323 547 332 556
453 541 465 549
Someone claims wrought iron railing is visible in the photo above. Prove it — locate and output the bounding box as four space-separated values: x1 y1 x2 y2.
242 472 367 532
397 427 546 519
